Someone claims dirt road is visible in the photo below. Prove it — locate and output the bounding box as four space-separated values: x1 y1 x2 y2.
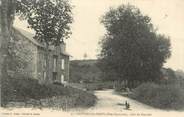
72 89 156 112
70 89 183 117
88 89 155 111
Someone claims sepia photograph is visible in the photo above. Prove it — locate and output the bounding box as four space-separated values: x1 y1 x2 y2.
0 0 184 117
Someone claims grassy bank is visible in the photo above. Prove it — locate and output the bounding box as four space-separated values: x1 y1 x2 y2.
129 82 184 110
1 76 97 109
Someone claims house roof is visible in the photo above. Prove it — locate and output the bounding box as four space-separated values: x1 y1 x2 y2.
14 27 70 56
61 51 70 56
14 27 44 48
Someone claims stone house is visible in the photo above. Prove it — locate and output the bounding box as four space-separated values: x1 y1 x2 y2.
11 28 70 84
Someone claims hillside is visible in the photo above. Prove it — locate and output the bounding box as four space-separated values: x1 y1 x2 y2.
69 59 102 83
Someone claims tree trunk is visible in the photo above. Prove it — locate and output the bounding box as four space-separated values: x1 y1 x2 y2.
1 0 11 80
0 0 15 106
45 43 50 84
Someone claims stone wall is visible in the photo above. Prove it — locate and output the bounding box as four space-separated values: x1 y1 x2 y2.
7 28 38 79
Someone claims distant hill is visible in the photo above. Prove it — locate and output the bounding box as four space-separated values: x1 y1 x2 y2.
69 59 102 83
71 59 97 66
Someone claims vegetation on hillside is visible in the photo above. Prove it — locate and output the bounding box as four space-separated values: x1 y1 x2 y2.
70 60 102 83
69 60 115 90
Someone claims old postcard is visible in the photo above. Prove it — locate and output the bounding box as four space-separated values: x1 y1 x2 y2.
0 0 184 117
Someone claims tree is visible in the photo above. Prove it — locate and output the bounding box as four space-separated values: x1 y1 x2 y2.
0 0 17 80
16 0 73 83
0 0 17 106
98 4 171 87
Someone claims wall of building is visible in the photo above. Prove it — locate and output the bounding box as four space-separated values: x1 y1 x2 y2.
8 28 38 79
57 54 70 83
10 28 70 84
37 45 70 84
50 45 70 84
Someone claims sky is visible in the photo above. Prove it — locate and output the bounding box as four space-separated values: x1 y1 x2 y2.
14 0 184 71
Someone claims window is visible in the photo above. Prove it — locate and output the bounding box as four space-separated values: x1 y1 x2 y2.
43 56 46 68
61 59 65 70
53 56 57 72
43 71 46 80
61 74 64 83
53 72 57 81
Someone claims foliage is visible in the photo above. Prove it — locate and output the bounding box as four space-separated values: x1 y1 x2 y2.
130 82 184 110
160 68 177 84
1 76 97 108
98 4 171 84
16 0 73 45
66 87 97 108
70 60 102 83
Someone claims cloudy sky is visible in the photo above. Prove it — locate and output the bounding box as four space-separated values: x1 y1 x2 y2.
14 0 184 71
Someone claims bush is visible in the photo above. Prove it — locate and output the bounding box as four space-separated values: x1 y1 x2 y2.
67 87 97 107
1 76 97 108
1 77 65 105
130 82 184 110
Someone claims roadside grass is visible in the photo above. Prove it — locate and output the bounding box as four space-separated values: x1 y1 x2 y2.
129 82 184 110
1 76 97 109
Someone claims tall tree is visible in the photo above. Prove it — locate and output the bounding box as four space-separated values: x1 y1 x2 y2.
16 0 73 83
0 0 16 80
0 0 17 106
98 4 171 87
